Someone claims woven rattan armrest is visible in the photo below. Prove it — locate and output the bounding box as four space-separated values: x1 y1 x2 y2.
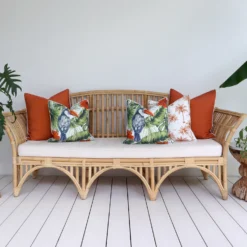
4 109 27 157
213 108 246 157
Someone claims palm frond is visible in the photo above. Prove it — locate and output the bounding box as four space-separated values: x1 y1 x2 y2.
150 107 167 126
66 130 90 142
220 61 247 88
0 64 22 141
0 64 22 96
140 130 168 144
75 110 88 126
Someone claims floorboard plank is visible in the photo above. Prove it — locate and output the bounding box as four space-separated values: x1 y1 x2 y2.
2 176 247 247
0 176 55 247
0 176 42 223
82 177 112 247
200 177 247 233
127 177 156 247
56 182 97 247
185 177 247 247
170 177 231 247
0 182 13 206
228 177 240 183
7 176 69 247
31 180 78 247
0 176 12 191
159 179 206 247
144 182 181 247
107 177 131 247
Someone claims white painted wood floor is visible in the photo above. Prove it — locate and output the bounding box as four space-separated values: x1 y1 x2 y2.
0 175 246 247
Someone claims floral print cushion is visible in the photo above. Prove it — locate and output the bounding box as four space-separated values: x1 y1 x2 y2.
48 99 94 142
168 96 196 141
124 98 169 144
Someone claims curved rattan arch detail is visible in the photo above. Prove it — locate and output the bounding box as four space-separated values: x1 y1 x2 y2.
14 165 84 198
14 164 227 201
84 167 153 198
14 165 154 200
154 165 226 200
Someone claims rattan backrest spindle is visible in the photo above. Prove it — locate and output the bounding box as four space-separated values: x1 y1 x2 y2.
70 90 168 138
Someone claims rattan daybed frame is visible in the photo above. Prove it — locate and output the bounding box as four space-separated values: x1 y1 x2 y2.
4 90 246 200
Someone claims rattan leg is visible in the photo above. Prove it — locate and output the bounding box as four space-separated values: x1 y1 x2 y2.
148 191 157 201
79 189 89 200
32 169 38 179
201 170 209 180
14 187 21 197
13 161 19 197
222 163 228 200
222 190 228 200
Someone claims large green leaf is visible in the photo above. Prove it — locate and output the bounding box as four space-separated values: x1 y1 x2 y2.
150 107 167 126
141 130 168 144
66 130 90 142
48 101 64 130
0 64 22 96
75 109 88 128
220 61 247 88
0 64 22 141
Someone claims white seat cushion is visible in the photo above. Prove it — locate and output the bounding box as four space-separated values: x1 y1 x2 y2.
18 138 222 158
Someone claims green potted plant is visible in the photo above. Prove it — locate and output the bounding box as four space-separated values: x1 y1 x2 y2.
0 64 22 141
220 61 247 157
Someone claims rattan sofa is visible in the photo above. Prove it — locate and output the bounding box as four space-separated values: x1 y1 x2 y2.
4 90 246 200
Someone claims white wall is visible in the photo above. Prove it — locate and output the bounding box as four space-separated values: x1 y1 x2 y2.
0 0 247 176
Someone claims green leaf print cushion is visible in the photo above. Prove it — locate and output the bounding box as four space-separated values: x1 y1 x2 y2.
48 99 94 142
124 98 169 144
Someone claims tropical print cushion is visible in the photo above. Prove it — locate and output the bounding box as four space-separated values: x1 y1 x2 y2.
168 96 196 141
124 98 169 144
48 99 93 142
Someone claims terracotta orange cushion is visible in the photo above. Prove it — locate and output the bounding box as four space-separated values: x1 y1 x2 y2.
25 89 70 140
169 89 216 139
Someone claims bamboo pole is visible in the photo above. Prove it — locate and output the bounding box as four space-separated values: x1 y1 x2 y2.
213 165 216 175
102 94 104 138
218 165 221 182
157 167 161 182
145 167 149 183
111 94 114 136
88 167 92 180
122 94 125 136
116 95 119 137
107 95 109 137
70 166 73 176
94 166 97 174
139 167 143 176
20 166 23 180
76 167 79 181
150 167 155 191
82 166 86 191
97 95 100 137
